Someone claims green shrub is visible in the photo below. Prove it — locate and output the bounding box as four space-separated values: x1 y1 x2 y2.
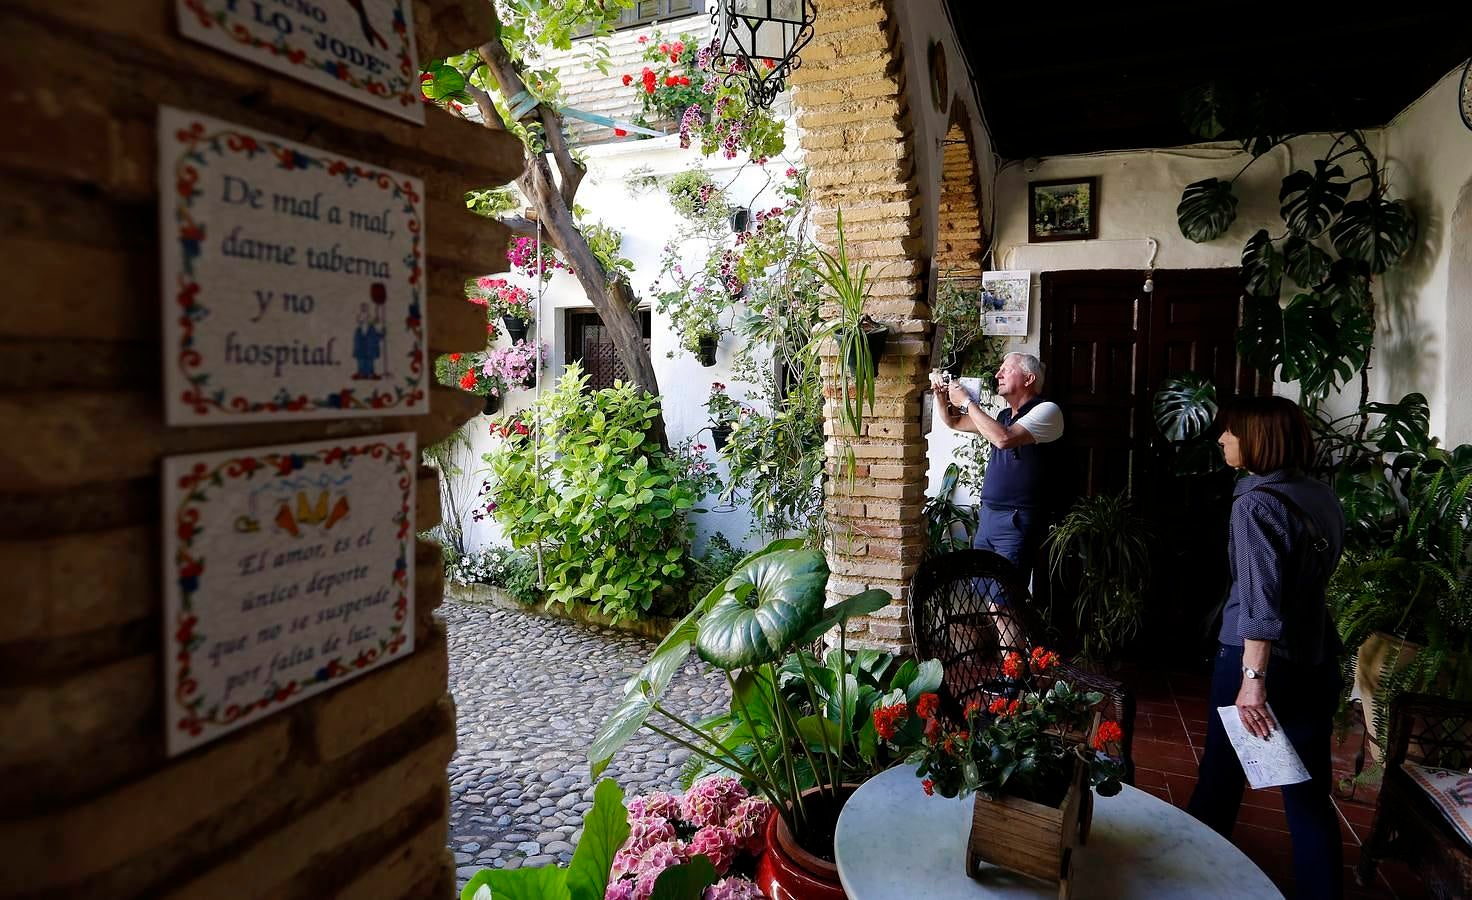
484 364 700 621
503 550 542 606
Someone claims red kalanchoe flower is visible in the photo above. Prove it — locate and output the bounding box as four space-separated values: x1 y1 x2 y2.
622 73 633 86
988 696 1009 715
872 702 907 741
1093 720 1124 750
963 700 982 719
924 717 943 742
1030 647 1060 673
916 693 940 720
921 779 935 796
1002 651 1023 680
1006 699 1021 717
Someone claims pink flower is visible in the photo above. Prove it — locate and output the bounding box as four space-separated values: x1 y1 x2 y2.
628 791 682 823
633 841 688 900
637 35 648 44
786 167 798 178
702 877 766 900
724 796 772 854
687 826 740 875
605 879 635 900
612 816 678 877
681 776 748 828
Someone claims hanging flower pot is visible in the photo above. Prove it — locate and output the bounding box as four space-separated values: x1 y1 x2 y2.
518 373 537 390
843 320 891 376
482 393 501 415
502 316 530 343
729 206 751 233
698 334 719 367
711 423 733 451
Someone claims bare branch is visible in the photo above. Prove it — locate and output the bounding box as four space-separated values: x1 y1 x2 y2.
463 82 506 131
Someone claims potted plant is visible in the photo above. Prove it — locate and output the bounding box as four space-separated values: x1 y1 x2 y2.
590 539 894 899
434 351 507 414
812 207 887 444
483 340 545 391
1044 493 1153 664
705 382 745 452
472 276 535 342
697 331 720 367
878 648 1125 887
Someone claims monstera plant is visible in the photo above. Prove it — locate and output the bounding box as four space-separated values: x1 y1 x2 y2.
1173 113 1416 402
589 539 892 857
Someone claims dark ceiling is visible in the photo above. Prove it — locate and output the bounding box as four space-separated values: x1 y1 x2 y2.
943 6 1472 160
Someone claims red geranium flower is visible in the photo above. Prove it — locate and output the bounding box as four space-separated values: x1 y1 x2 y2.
637 35 648 43
459 370 477 390
622 73 633 86
449 353 461 361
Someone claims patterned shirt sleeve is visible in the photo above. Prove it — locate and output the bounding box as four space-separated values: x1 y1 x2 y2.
1231 493 1293 642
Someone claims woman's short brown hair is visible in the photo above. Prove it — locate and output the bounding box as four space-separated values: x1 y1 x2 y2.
1220 396 1315 474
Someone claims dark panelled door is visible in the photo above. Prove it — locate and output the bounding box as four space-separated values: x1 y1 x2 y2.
1040 269 1270 663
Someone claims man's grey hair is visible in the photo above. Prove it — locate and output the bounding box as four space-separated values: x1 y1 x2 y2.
1004 352 1046 390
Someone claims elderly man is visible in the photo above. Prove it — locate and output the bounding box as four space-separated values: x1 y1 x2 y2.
933 352 1065 573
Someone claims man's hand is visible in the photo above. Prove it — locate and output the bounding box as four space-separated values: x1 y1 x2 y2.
1235 678 1276 739
947 382 973 409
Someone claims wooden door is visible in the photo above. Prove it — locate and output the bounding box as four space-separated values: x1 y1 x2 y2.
565 308 652 391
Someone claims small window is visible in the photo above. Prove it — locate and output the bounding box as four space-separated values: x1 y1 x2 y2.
578 0 706 36
565 308 653 392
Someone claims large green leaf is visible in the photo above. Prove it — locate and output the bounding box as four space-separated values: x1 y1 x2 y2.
648 857 719 900
797 714 846 752
565 780 629 900
903 659 944 703
1238 293 1372 398
1177 178 1238 243
1153 373 1219 443
1317 258 1371 319
1330 197 1417 274
1241 230 1283 296
421 62 472 104
696 550 829 669
1366 393 1433 454
588 693 653 778
1283 236 1332 288
794 588 893 646
460 866 568 900
1279 161 1349 239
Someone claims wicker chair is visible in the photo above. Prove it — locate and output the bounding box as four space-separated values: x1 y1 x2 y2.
1356 692 1472 897
908 549 1136 785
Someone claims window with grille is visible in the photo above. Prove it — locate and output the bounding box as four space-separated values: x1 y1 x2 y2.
565 308 653 392
578 0 706 36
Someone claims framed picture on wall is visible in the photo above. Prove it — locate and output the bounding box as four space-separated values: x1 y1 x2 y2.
1028 177 1098 242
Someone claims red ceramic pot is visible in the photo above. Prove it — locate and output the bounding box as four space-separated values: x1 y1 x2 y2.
754 788 855 900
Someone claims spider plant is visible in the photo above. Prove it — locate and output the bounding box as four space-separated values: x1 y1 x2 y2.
1045 493 1153 662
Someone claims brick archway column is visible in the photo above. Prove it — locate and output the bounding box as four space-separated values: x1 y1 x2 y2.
791 0 930 653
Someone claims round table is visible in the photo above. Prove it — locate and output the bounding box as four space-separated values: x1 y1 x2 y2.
834 766 1283 899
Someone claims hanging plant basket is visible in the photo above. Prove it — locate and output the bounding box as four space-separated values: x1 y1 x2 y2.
482 393 501 415
711 423 733 451
518 373 537 390
729 206 751 233
698 335 719 367
502 316 530 343
843 320 891 376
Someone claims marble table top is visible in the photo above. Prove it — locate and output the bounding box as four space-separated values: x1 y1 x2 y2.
834 765 1283 899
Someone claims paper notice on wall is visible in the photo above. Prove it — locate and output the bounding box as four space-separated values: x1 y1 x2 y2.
159 107 427 424
162 433 417 755
981 270 1030 336
1216 705 1311 789
176 0 424 124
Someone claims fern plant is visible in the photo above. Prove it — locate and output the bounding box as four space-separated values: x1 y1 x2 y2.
1044 493 1153 662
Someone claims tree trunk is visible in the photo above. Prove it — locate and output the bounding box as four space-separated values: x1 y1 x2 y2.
474 34 667 448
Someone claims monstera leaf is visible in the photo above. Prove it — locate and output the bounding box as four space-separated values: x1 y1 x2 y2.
1317 258 1371 318
1153 374 1220 443
1279 161 1350 239
1365 393 1433 454
1241 230 1284 296
1330 197 1417 274
1238 293 1372 398
1283 236 1332 288
696 549 830 669
1177 178 1238 243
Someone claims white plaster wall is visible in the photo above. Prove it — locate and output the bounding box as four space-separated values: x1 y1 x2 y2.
1380 65 1472 445
455 121 806 556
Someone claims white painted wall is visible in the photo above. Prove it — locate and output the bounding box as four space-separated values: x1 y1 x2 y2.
455 121 806 556
1380 65 1472 445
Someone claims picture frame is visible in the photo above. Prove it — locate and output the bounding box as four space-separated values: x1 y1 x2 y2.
1028 177 1098 242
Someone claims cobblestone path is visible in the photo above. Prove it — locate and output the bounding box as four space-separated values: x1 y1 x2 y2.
443 600 729 889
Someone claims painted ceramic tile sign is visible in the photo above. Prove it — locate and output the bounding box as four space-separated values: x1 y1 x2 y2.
981 269 1031 337
160 107 426 424
163 433 417 755
177 0 425 123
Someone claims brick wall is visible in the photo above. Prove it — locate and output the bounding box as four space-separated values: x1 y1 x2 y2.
0 2 523 897
936 118 985 276
541 13 712 145
792 0 930 653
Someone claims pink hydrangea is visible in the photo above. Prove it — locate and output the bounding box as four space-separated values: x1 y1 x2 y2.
612 816 678 878
687 825 741 875
633 841 688 900
724 796 773 854
702 876 766 900
605 878 635 900
627 791 682 823
681 776 749 828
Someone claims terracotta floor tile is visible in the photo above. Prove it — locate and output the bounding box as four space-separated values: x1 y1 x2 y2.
1130 766 1169 790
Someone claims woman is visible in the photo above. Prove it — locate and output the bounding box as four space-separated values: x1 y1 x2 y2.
1186 396 1346 900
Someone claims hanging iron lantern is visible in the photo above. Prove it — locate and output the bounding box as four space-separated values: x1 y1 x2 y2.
710 0 818 110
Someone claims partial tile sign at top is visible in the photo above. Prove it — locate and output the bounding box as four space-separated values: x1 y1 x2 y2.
159 107 427 424
177 0 425 124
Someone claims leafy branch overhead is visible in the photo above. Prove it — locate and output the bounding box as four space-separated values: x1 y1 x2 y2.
1173 102 1418 401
